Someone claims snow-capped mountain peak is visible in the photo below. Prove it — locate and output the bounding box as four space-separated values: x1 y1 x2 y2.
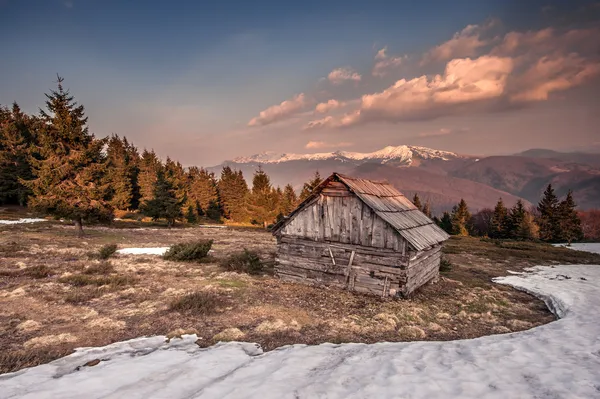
230 145 462 166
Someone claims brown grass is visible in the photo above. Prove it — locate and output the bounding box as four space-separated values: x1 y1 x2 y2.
2 219 587 374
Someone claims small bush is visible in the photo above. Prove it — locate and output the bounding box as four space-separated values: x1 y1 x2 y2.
220 249 263 275
169 291 220 314
439 258 452 273
83 261 115 275
163 240 213 262
64 288 103 304
98 244 118 260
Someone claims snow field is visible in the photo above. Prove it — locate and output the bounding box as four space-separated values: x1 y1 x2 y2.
2 263 600 398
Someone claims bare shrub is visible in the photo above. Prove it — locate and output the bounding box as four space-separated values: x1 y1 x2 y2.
83 262 115 275
220 249 263 275
169 291 220 314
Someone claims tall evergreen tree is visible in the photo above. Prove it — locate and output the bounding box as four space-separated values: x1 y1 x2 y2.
281 184 298 215
490 198 509 239
138 149 162 205
105 135 135 210
248 166 278 227
164 157 188 209
24 76 112 236
438 211 453 234
0 103 37 205
187 166 219 216
507 200 527 239
558 190 583 244
217 166 249 222
141 169 182 227
537 184 560 242
422 201 432 218
516 212 539 241
450 199 471 236
299 171 322 201
412 193 423 211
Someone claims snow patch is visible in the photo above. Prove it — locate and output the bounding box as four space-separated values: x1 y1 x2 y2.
2 265 600 398
553 242 600 255
0 218 46 225
116 247 169 256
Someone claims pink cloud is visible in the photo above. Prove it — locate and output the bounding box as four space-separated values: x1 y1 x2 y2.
421 24 490 65
372 47 406 77
328 67 362 85
315 99 344 113
305 141 353 149
248 93 308 127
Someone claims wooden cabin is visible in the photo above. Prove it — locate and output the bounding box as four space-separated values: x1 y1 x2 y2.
271 173 449 298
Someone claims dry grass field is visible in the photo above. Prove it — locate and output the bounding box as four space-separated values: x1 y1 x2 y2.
2 210 600 374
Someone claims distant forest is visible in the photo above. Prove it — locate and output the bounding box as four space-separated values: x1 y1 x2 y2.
0 78 597 240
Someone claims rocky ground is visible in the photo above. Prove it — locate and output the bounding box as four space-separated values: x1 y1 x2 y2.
2 213 599 374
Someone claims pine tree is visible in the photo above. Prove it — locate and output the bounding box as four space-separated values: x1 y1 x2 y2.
439 211 453 234
164 157 188 210
299 171 323 201
507 200 527 239
558 190 583 245
450 199 471 236
138 149 162 205
217 166 249 222
422 201 432 218
105 135 135 210
412 193 423 211
23 76 112 236
248 166 278 227
490 198 509 239
537 184 560 242
516 212 539 241
141 169 182 227
0 103 37 206
205 199 222 222
187 166 218 216
281 184 297 215
185 204 198 224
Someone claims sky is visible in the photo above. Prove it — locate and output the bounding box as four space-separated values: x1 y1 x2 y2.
1 0 599 166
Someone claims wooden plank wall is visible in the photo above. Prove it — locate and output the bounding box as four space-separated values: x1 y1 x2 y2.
401 245 442 296
279 190 407 253
276 237 409 297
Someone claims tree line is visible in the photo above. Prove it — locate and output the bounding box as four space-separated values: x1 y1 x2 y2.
412 183 584 243
0 77 323 235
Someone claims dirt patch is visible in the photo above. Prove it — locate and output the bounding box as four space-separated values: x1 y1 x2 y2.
0 223 569 374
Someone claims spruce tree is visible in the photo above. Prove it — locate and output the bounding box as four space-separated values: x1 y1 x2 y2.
558 190 583 244
217 166 249 222
185 204 198 224
412 193 423 211
422 201 432 218
450 199 471 236
516 212 539 241
206 199 222 222
537 184 560 242
507 200 527 239
248 166 278 227
105 135 135 210
141 169 182 227
138 149 162 205
24 76 112 236
299 171 323 202
490 198 509 239
281 184 298 215
164 157 188 210
0 103 37 205
439 211 453 234
187 166 219 216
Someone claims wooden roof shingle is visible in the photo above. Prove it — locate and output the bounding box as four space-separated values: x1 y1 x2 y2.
272 173 450 251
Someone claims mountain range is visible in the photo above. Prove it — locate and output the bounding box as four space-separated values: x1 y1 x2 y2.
208 145 600 213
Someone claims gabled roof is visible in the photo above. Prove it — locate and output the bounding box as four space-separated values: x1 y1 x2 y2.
272 173 449 251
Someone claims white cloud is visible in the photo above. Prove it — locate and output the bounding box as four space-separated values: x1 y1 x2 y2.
328 68 362 85
315 99 344 113
372 47 406 77
305 141 353 149
304 116 335 130
248 93 308 127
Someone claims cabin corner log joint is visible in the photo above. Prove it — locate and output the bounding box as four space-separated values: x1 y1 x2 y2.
271 173 450 298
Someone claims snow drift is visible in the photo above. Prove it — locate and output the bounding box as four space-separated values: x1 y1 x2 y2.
2 263 600 398
0 218 46 225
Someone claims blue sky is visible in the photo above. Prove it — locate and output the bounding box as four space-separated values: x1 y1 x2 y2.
1 0 599 166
